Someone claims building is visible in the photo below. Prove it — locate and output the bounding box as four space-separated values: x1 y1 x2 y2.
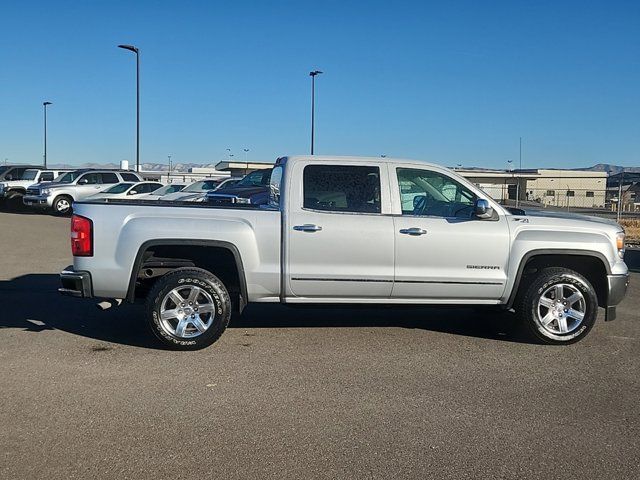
455 168 608 209
215 161 274 177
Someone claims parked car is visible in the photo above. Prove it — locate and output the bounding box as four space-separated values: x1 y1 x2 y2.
0 164 42 182
85 181 164 201
23 169 144 215
206 169 271 205
159 179 223 201
137 183 187 200
0 168 71 209
59 155 629 350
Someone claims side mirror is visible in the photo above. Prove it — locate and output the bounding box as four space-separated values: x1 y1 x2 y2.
5 175 13 181
78 178 88 185
128 190 138 195
474 199 494 219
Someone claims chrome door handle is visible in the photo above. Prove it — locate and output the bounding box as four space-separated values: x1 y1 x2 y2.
399 227 427 236
293 224 323 232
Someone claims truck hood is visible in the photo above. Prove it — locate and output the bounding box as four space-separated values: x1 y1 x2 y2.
521 209 622 229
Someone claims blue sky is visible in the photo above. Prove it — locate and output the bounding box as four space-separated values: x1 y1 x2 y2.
0 0 639 169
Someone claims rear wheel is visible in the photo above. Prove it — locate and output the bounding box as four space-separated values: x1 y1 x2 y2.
516 267 598 344
53 195 73 215
146 267 231 350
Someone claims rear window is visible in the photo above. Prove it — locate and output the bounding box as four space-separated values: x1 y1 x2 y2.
303 165 381 214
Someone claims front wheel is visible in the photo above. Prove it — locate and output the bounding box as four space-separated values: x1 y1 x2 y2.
146 267 231 350
516 267 598 345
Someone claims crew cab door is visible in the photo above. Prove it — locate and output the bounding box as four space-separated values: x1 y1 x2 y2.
285 161 394 299
390 165 510 300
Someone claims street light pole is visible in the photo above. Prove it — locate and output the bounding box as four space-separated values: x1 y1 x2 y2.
243 148 249 162
309 70 323 155
118 44 140 172
43 102 52 168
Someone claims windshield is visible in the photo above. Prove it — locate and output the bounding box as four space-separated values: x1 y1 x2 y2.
22 169 39 181
0 166 9 176
104 183 134 194
57 171 83 184
152 184 185 195
183 180 219 192
237 169 272 187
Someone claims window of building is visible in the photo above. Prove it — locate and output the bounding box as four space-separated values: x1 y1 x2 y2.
566 190 575 197
586 191 594 198
303 165 381 214
545 190 555 196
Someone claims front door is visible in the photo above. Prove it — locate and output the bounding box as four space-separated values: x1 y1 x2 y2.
391 166 510 300
286 161 394 299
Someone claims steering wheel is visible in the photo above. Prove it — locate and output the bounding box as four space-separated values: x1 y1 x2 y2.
413 195 428 215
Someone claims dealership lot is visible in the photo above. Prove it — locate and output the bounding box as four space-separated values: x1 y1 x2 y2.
1 211 638 479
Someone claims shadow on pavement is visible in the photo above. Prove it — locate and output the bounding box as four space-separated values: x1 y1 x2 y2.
0 274 535 349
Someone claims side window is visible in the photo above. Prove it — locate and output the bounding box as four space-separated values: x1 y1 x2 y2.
121 173 139 182
79 173 100 185
40 172 55 182
303 165 381 214
13 168 27 179
268 165 283 207
100 173 119 184
397 168 476 218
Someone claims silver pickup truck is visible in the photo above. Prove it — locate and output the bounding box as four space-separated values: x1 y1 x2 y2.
60 155 629 350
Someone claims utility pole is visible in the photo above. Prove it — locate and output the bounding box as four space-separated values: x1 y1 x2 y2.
43 102 52 168
167 154 172 182
117 44 140 172
519 137 522 170
309 70 323 155
617 172 624 223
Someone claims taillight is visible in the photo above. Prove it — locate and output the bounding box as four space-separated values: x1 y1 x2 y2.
71 215 93 257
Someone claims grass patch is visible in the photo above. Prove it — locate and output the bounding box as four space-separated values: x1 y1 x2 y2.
620 219 640 242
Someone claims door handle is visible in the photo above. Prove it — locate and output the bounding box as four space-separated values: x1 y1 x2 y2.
293 224 323 232
399 227 427 236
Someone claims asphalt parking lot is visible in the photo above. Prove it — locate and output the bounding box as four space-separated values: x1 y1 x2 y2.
1 211 638 479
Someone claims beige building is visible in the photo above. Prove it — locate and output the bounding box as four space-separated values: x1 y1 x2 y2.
456 168 608 209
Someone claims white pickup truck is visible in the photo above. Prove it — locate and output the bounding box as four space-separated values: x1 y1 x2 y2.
60 156 629 350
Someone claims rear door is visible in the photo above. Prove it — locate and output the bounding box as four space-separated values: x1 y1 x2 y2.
285 160 395 299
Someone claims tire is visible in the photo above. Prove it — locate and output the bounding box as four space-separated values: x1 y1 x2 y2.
146 267 231 350
516 267 598 345
52 195 73 216
5 192 25 211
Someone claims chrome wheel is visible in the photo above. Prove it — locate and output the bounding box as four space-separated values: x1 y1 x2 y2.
159 285 216 338
536 283 586 335
55 198 71 213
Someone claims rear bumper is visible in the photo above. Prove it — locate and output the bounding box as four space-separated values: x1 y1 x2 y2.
59 266 93 298
605 273 630 321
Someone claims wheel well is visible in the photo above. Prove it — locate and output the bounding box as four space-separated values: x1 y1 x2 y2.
7 187 26 195
129 243 247 312
518 254 608 307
